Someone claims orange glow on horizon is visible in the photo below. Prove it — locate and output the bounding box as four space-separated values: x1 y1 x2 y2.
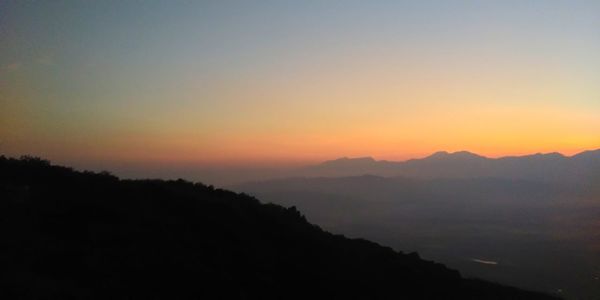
2 2 598 168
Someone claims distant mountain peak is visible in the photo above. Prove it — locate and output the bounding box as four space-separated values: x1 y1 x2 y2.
526 152 567 160
573 148 600 158
426 150 484 160
429 151 450 157
570 149 600 165
543 152 565 158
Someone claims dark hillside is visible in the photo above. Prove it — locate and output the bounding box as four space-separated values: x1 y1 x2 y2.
0 156 558 299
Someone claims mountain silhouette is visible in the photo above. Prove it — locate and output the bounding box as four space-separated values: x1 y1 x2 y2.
424 151 486 160
301 149 600 183
0 156 559 299
87 149 600 187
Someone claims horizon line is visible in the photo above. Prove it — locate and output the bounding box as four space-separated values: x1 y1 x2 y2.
322 148 600 165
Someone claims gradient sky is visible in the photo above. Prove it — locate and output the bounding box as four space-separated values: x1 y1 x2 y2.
1 1 599 167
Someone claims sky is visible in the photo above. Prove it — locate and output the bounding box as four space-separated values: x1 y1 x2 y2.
1 1 599 168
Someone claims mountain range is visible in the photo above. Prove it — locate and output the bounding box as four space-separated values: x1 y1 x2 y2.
300 149 600 184
231 150 600 299
96 149 600 187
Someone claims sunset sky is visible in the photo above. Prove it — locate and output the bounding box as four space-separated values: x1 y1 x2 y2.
1 1 599 167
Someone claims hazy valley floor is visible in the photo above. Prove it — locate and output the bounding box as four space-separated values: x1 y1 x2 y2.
233 176 600 299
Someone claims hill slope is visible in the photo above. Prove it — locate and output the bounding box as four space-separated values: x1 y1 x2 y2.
0 156 558 299
233 175 600 299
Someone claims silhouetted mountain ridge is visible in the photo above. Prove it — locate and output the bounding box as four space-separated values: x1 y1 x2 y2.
304 149 600 183
0 156 558 299
423 151 486 160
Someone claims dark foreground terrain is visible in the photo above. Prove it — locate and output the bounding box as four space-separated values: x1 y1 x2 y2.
233 175 600 299
0 156 559 299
